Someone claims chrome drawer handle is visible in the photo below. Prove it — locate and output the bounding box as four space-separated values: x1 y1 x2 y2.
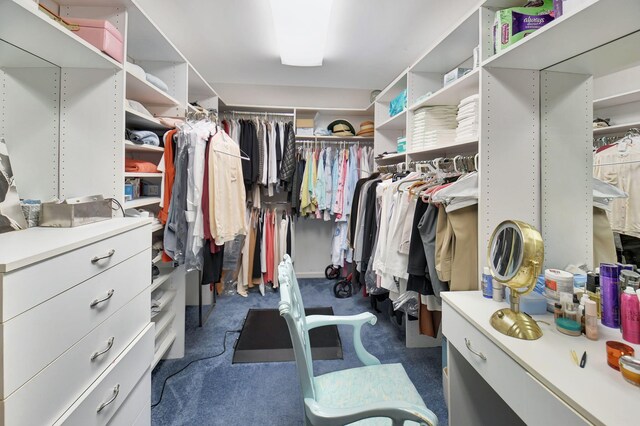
91 249 115 264
90 289 115 308
96 384 120 413
465 338 487 361
91 337 114 361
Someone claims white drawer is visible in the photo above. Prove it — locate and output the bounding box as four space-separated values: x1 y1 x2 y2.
0 290 150 426
443 302 589 425
0 224 150 322
108 369 151 426
54 323 154 426
0 249 150 399
131 404 151 426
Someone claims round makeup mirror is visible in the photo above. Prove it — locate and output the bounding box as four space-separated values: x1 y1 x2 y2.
488 220 544 340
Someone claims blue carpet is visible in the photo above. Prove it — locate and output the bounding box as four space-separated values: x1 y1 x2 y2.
151 279 447 425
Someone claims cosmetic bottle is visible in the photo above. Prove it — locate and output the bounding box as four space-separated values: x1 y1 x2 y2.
493 281 504 302
621 286 640 344
585 299 598 340
619 271 640 335
587 272 601 319
579 294 589 333
482 267 493 299
554 303 563 320
601 263 620 328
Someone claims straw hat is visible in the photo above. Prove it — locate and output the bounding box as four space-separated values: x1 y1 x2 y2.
328 120 355 136
356 120 374 136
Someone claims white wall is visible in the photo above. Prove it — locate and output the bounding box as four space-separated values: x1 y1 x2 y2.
593 64 640 99
295 219 335 278
214 82 373 109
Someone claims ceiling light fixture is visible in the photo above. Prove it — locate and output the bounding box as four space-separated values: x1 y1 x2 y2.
269 0 334 67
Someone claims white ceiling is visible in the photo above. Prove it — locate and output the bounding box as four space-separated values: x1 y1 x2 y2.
137 0 479 92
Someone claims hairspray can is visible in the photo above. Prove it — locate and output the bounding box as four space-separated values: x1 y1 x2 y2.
621 286 640 344
601 264 620 328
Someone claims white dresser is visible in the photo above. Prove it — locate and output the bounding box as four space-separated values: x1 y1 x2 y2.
443 291 640 426
0 218 154 425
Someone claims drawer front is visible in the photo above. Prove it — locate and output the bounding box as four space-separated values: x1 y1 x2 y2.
0 290 150 426
108 369 151 426
443 302 589 425
1 224 150 321
54 323 154 426
0 249 150 398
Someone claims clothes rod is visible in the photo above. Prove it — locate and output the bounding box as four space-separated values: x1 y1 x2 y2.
295 139 374 144
222 110 295 117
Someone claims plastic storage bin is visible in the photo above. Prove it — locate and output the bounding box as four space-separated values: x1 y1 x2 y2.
69 18 124 63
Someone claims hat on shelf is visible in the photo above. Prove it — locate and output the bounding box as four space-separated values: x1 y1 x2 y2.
328 119 355 136
356 120 374 137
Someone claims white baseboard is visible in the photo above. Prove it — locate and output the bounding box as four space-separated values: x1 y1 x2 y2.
296 272 326 279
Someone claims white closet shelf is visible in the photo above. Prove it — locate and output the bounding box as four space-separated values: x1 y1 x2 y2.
409 69 479 111
296 106 374 117
125 141 164 153
482 0 640 72
124 172 163 178
295 135 374 141
593 122 640 136
124 197 161 209
0 1 122 70
375 71 408 103
410 9 478 74
594 89 640 110
151 270 172 293
125 107 172 131
126 71 181 107
188 63 218 102
153 310 176 338
152 252 162 264
408 139 478 159
152 289 176 313
375 153 406 164
152 223 164 233
152 330 176 369
376 110 407 130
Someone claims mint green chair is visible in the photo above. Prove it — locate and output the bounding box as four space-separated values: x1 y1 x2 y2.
277 255 438 426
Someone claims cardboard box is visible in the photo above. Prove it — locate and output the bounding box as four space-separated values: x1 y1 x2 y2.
296 118 314 128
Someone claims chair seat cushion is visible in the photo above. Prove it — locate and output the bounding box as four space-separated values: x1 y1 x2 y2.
314 363 426 426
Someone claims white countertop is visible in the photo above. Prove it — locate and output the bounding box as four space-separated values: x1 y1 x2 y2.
0 218 151 273
442 291 640 426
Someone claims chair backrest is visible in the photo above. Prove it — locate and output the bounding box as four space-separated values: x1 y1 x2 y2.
278 255 316 400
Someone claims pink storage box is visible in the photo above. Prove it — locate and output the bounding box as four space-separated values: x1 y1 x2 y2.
69 18 124 63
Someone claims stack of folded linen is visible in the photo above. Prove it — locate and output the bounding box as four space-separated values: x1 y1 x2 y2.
412 106 457 151
455 94 479 143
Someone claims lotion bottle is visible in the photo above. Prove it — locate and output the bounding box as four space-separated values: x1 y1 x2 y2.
585 299 598 340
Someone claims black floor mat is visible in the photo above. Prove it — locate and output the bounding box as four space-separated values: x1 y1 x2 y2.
232 307 343 363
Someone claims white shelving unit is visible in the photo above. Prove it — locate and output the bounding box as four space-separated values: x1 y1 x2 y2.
593 122 640 135
152 330 176 369
375 110 406 131
125 140 164 153
295 135 374 141
409 69 479 111
125 197 161 209
1 0 224 374
368 0 640 349
126 70 181 107
125 107 171 131
124 172 163 178
0 0 123 70
151 269 172 292
375 153 407 164
594 89 640 109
